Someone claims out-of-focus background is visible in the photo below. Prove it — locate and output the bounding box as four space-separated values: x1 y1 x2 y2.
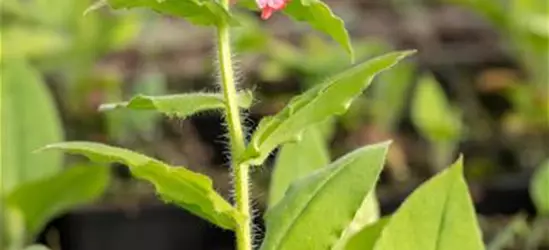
2 0 548 249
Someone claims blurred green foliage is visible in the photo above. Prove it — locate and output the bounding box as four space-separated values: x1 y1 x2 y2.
412 75 463 169
1 60 109 250
449 0 549 126
531 160 549 216
1 0 548 248
1 0 142 245
1 60 63 193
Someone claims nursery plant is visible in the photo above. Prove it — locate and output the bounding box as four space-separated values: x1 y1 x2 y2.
2 61 109 250
35 0 485 249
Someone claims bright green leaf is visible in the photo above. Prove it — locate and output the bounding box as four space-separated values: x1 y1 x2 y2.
103 0 235 26
1 60 63 194
284 0 354 59
268 125 330 208
99 91 253 118
372 157 484 250
530 160 549 215
411 75 462 142
241 51 415 166
260 142 390 250
345 217 390 250
40 142 243 230
6 166 109 236
333 192 380 250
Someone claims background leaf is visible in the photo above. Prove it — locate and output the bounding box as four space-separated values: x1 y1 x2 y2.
372 157 484 250
283 0 354 59
1 60 63 194
268 125 330 207
99 91 253 118
260 142 389 250
1 26 68 60
105 0 234 26
411 74 462 143
41 142 242 230
530 159 549 215
370 60 415 130
5 165 109 236
104 71 167 142
2 206 26 250
242 51 414 166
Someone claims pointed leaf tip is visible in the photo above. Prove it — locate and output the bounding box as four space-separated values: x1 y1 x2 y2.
240 51 410 166
372 154 484 250
283 0 354 59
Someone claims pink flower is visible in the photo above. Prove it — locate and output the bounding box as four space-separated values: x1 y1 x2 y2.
256 0 289 20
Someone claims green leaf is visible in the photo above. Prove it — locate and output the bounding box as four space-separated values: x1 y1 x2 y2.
268 125 330 208
411 75 462 142
345 217 390 250
241 51 415 166
260 142 390 250
530 160 549 215
2 206 26 250
283 0 354 59
40 142 243 230
99 91 253 118
1 60 63 194
0 26 68 60
333 192 380 250
372 157 484 250
104 0 234 26
5 166 109 236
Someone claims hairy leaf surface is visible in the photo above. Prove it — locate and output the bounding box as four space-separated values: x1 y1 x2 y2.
99 91 253 118
41 142 243 230
242 51 414 166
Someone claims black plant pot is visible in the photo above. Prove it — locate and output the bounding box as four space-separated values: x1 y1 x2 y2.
41 172 534 250
45 204 235 250
379 170 537 216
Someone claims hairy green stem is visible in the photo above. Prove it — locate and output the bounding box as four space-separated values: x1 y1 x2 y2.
216 1 252 250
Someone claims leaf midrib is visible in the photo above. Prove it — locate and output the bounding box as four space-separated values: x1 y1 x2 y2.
433 172 457 250
271 156 361 249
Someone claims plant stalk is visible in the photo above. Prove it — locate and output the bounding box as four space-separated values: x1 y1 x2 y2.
216 1 252 250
